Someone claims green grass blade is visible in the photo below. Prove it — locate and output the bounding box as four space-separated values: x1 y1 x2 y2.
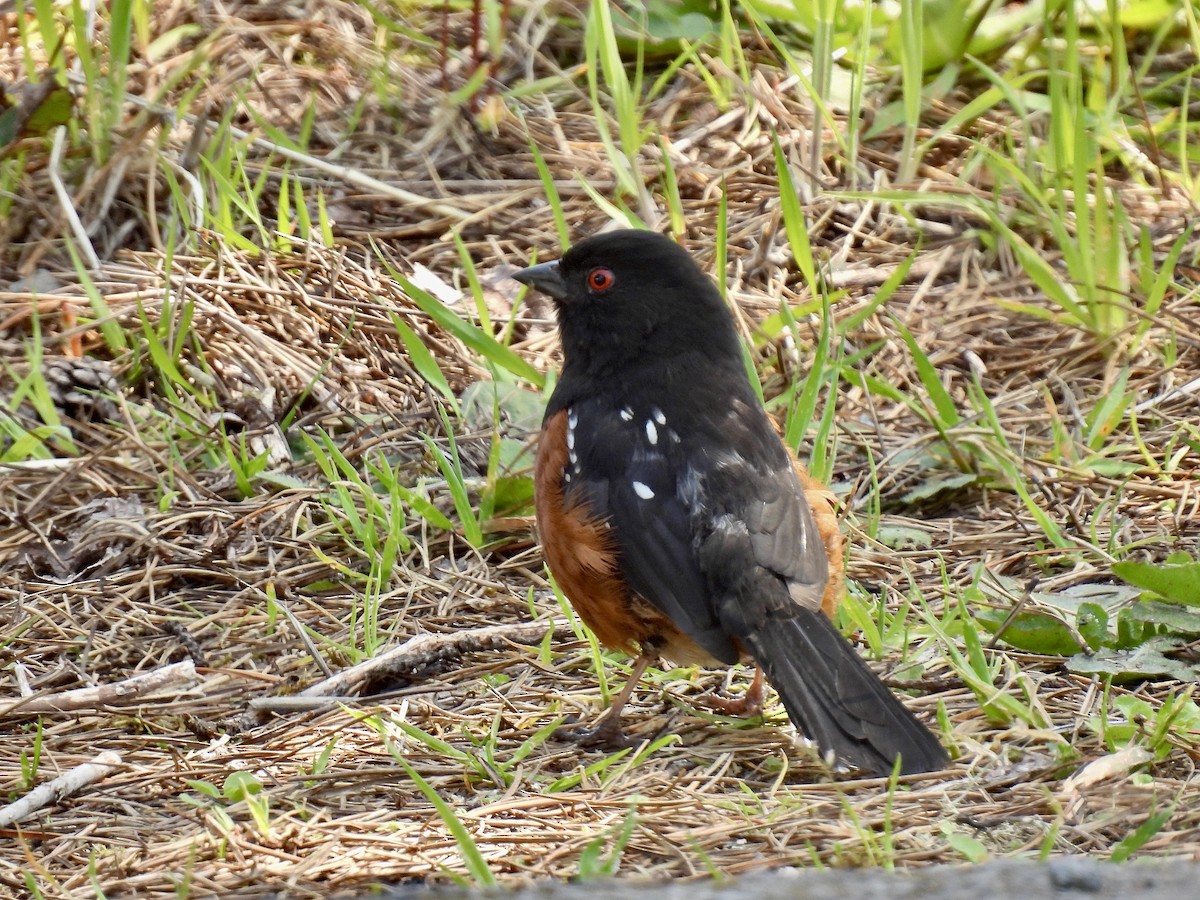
528 137 570 250
389 269 543 388
891 317 960 428
772 132 817 295
396 756 497 887
390 313 460 414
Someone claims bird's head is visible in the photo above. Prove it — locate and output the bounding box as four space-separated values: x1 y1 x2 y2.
513 230 742 376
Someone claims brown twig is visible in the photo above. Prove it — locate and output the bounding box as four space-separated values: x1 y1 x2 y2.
0 661 198 716
0 751 122 828
249 620 570 713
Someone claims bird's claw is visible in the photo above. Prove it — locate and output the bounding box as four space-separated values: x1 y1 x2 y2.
555 717 643 750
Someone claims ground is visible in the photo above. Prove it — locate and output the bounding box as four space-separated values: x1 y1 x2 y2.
0 1 1198 897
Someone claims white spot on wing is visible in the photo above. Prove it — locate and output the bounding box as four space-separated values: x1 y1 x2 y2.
645 419 658 445
632 481 655 500
567 409 578 429
619 407 633 422
652 407 666 425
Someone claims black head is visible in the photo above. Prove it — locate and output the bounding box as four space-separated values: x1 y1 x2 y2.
513 230 742 379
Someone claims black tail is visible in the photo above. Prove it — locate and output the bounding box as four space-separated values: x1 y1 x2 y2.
741 609 948 775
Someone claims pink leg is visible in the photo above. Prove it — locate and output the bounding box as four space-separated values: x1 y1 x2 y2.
699 668 765 718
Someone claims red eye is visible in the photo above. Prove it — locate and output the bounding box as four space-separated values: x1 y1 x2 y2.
587 267 615 293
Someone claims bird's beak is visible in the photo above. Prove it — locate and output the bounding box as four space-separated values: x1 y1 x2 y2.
512 260 568 301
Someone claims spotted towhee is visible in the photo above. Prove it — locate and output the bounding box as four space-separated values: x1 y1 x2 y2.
514 230 948 775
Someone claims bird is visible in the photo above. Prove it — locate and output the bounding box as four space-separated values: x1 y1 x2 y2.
513 229 948 776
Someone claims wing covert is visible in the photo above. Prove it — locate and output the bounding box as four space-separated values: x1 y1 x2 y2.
559 393 831 662
564 399 738 663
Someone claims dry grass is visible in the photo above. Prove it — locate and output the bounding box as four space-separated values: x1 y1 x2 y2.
1 1 1199 896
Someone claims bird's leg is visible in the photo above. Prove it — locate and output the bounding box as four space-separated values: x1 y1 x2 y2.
557 655 653 750
698 667 765 718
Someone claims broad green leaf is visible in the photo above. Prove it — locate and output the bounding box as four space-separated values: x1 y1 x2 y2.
223 771 263 802
21 85 74 135
1114 608 1158 650
900 472 980 505
1068 638 1197 682
875 524 934 550
1076 602 1109 651
1123 601 1200 635
974 607 1081 656
940 822 990 863
1113 560 1200 607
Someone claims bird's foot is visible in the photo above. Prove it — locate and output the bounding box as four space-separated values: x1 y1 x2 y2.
555 713 643 750
555 655 656 750
695 668 766 718
697 692 762 718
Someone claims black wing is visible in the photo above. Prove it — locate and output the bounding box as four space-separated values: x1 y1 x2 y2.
563 392 947 773
563 393 828 663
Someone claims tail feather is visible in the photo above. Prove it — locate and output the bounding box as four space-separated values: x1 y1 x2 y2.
742 609 948 775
